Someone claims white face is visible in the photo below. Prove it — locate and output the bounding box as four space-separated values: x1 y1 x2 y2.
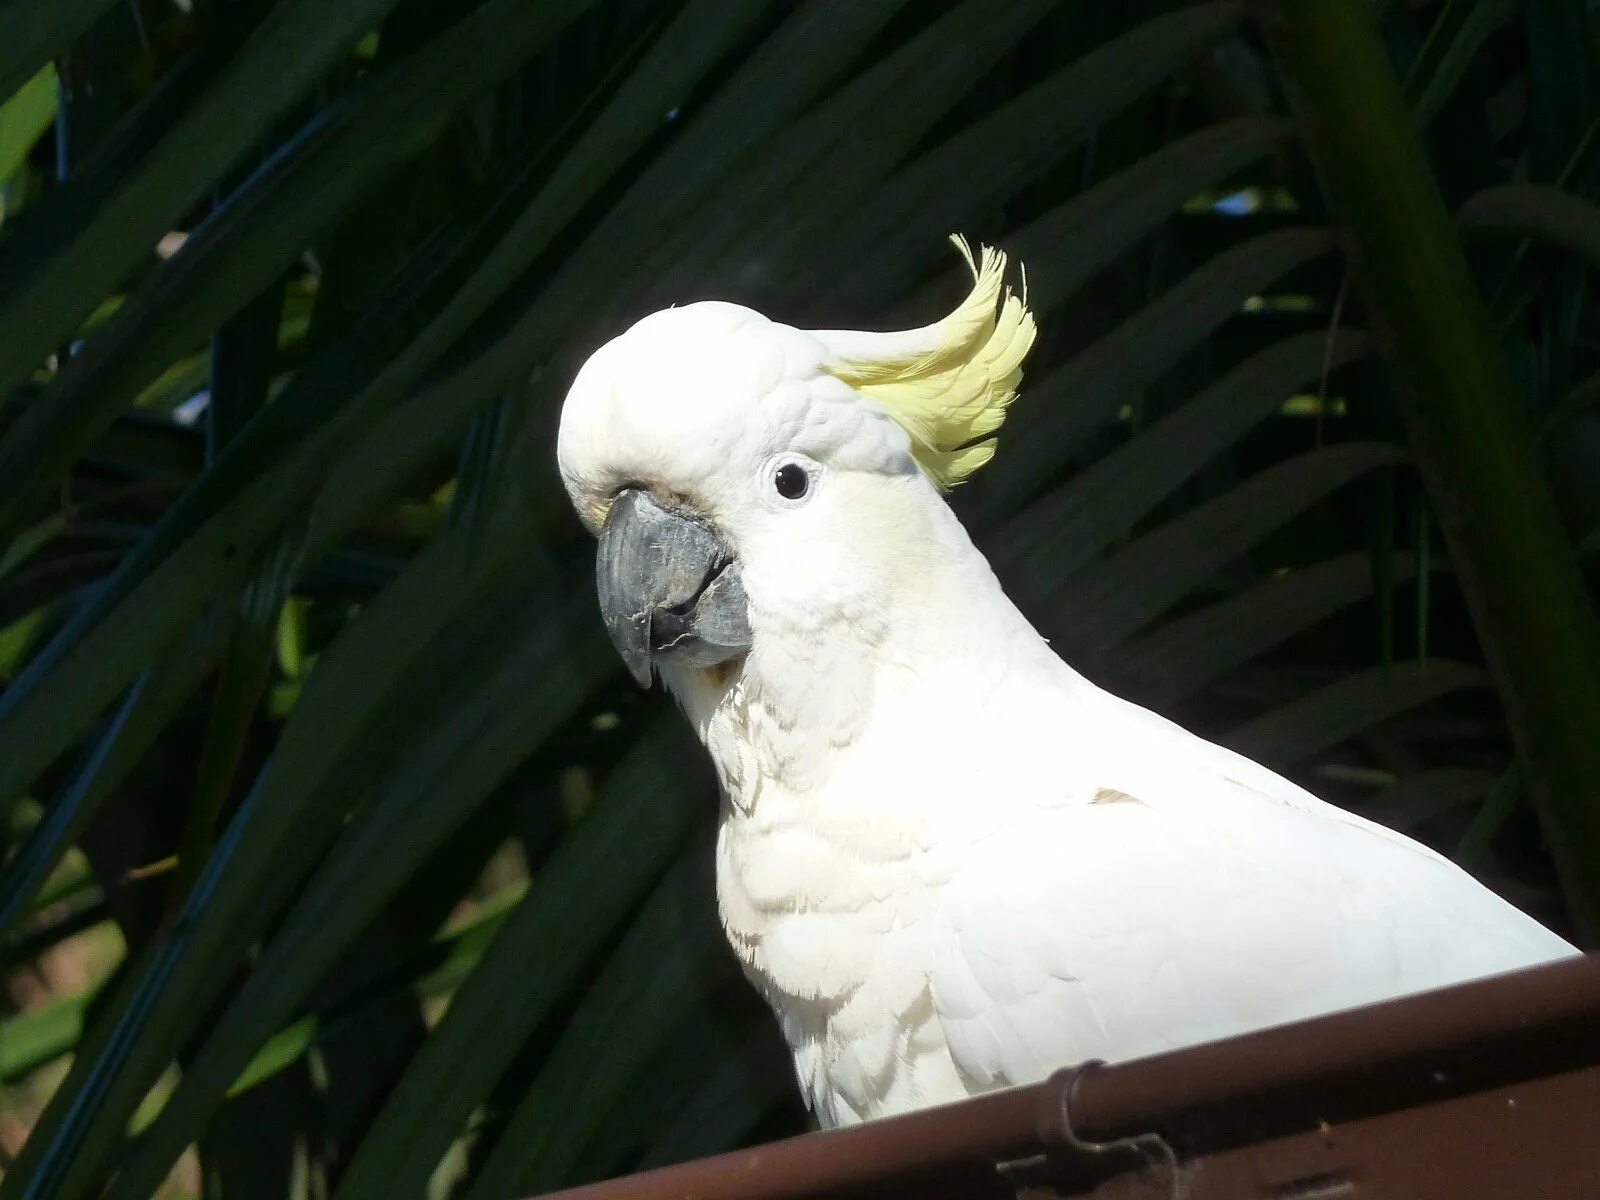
558 301 927 686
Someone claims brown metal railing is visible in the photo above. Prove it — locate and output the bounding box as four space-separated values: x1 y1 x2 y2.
531 954 1600 1200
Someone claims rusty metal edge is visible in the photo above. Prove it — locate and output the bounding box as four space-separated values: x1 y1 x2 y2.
1169 1062 1600 1200
1064 951 1600 1143
528 955 1600 1200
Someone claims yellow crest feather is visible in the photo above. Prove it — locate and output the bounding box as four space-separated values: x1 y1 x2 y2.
829 236 1036 488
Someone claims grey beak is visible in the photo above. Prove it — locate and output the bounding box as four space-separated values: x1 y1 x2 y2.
595 488 752 688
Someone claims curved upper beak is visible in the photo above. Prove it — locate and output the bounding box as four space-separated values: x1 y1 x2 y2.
595 488 752 687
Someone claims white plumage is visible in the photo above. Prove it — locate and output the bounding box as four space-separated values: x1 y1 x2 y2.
557 243 1577 1128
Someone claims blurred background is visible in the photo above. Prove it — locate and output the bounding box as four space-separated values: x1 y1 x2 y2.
2 1 1598 1198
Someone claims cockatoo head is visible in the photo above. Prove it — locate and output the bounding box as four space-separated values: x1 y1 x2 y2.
557 238 1035 691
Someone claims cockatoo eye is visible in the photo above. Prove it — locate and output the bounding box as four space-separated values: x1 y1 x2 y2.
773 461 810 501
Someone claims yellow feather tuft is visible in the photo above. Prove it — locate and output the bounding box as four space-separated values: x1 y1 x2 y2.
829 236 1036 487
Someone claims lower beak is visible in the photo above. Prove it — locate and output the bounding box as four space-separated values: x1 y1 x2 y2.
595 488 752 687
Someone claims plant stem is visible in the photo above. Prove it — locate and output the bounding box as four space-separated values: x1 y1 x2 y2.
1255 0 1600 942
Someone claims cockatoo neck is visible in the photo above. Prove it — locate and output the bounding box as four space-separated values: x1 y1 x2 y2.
667 475 1079 809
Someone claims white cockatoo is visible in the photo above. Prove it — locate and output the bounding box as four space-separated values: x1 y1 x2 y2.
556 239 1578 1128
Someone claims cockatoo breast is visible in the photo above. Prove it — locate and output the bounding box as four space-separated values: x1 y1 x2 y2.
673 497 1089 1124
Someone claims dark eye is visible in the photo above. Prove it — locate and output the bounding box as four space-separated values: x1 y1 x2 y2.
773 462 810 500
